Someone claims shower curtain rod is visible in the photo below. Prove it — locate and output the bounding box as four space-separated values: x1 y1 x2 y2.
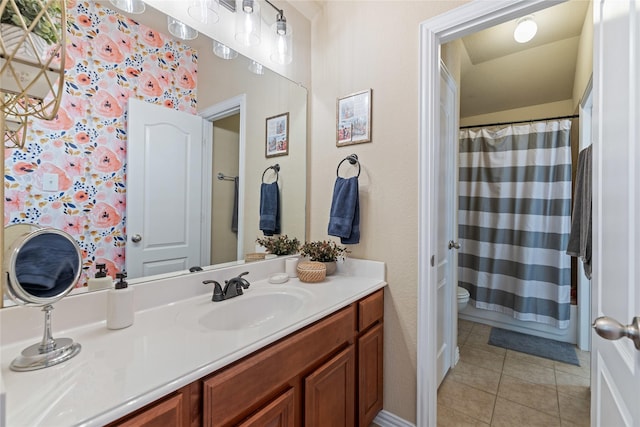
459 114 579 130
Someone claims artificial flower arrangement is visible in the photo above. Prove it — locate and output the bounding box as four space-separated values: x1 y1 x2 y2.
299 240 348 262
255 235 300 256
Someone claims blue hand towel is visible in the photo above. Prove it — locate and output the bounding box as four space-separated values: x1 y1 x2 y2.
328 176 360 244
15 234 79 297
259 182 280 236
231 177 239 233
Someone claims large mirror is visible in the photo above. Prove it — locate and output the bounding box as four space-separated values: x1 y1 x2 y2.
3 2 306 300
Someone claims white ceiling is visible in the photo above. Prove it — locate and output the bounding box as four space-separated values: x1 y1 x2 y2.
458 0 589 118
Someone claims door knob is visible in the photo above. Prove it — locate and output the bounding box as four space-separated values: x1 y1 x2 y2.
592 316 640 350
448 240 461 250
131 234 142 243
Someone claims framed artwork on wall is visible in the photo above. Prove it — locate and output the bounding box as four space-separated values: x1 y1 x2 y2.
336 89 372 146
265 112 289 158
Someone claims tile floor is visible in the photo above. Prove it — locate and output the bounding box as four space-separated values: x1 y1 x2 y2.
437 319 591 426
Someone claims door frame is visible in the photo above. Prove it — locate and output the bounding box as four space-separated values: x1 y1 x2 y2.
418 1 566 425
200 94 247 264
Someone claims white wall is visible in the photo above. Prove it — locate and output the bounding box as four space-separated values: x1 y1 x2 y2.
309 1 469 422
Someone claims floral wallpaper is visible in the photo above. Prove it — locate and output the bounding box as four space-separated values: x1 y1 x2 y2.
4 1 198 286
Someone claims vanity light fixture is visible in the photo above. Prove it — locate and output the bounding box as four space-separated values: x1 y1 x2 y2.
213 40 238 59
109 0 146 14
167 16 199 40
248 60 264 75
265 0 292 65
514 16 537 43
188 0 220 25
235 0 261 46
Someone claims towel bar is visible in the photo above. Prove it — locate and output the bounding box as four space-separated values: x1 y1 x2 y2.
336 154 361 178
262 164 280 183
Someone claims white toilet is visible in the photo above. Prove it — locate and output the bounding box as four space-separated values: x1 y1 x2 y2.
457 286 470 311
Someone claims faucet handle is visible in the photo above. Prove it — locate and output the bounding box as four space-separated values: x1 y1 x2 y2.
203 280 224 302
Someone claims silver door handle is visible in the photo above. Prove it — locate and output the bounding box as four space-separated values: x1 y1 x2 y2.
592 316 640 350
448 240 461 250
131 234 142 243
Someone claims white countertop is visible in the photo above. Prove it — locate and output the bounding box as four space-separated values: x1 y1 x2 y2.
0 258 385 426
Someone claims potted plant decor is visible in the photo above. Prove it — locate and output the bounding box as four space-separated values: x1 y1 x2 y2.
299 240 348 275
255 235 300 256
1 0 64 99
1 0 63 46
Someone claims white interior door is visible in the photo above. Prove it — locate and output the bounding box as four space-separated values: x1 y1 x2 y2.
436 63 458 386
590 1 640 425
126 98 204 279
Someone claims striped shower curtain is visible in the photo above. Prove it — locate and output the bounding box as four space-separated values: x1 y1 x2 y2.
458 120 572 329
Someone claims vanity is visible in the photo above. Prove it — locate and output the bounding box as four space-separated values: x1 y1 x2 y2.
0 257 385 426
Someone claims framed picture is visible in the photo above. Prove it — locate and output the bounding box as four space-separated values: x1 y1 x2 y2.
336 89 372 146
265 112 289 158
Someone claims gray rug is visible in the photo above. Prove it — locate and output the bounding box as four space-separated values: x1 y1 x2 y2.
489 327 580 366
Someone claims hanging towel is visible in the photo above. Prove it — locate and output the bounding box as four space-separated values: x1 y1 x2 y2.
16 234 79 297
259 181 280 236
328 176 360 244
567 145 592 279
231 177 239 233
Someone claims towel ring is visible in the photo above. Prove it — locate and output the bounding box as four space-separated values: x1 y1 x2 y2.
336 154 361 178
262 164 280 183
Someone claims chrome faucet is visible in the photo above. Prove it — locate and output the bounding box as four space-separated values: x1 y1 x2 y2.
203 272 250 302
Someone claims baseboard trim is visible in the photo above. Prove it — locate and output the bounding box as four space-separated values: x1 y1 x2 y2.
373 410 416 427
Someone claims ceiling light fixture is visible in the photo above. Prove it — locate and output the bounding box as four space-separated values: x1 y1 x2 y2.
248 60 264 75
188 0 220 24
265 0 292 65
109 0 146 14
235 0 261 46
213 40 238 59
167 16 198 40
514 16 537 43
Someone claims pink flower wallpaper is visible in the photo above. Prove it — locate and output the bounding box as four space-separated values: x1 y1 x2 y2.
4 2 198 286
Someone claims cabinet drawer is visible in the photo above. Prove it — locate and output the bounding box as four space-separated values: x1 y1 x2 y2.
203 305 355 426
358 289 384 331
114 392 184 427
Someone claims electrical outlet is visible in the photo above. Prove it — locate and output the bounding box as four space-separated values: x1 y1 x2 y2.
42 173 58 192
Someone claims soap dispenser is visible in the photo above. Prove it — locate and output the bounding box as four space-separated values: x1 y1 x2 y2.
107 272 134 330
88 263 113 291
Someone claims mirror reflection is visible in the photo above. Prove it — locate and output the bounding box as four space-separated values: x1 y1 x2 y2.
3 2 307 297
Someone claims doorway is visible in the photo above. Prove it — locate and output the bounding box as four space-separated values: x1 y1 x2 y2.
200 94 247 265
417 1 592 425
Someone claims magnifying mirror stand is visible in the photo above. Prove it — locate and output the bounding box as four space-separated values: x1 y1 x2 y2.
10 304 82 372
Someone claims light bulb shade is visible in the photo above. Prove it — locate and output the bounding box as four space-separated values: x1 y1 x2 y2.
188 0 220 24
235 0 261 46
270 20 292 65
109 0 146 14
514 16 537 43
248 60 264 75
213 41 238 60
167 16 198 40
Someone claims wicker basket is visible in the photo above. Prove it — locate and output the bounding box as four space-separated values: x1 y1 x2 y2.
245 252 266 263
296 261 326 283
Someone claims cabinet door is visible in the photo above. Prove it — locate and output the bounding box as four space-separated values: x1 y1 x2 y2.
238 388 295 427
304 345 355 427
358 323 383 427
116 393 183 427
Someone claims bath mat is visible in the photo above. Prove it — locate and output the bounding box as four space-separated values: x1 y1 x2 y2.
488 327 580 366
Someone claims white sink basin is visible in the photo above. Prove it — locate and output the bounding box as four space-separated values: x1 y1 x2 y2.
177 287 311 332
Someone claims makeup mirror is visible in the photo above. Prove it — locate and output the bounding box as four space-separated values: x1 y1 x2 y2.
4 224 83 371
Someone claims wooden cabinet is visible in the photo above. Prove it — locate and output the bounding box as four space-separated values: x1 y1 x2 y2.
356 289 384 427
305 345 356 427
238 388 295 427
358 323 383 426
110 289 384 427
